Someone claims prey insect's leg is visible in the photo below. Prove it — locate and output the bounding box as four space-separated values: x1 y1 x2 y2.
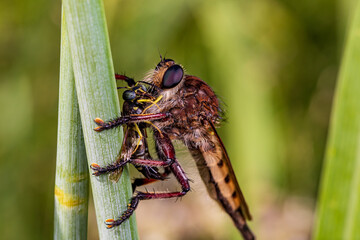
130 124 143 155
105 132 190 228
139 95 163 113
94 113 168 132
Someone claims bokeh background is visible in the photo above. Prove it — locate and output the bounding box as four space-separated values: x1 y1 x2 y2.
0 0 355 239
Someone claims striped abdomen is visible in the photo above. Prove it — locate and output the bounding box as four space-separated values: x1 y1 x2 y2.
188 133 254 240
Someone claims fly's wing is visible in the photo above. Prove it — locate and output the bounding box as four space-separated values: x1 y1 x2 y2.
189 120 253 239
183 75 252 220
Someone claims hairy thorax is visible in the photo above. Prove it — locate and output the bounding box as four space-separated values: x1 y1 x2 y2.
152 76 221 148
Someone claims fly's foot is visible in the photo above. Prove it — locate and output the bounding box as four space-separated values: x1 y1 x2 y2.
105 197 139 229
105 217 129 229
105 219 116 229
90 162 125 176
94 118 105 132
105 218 124 229
90 163 105 176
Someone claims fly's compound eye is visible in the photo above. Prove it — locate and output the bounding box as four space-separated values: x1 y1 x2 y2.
162 65 184 89
123 90 136 101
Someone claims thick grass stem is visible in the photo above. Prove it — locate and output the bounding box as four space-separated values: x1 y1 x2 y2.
62 0 138 239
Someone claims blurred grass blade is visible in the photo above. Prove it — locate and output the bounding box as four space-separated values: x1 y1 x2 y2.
54 10 89 239
62 0 138 239
314 1 360 239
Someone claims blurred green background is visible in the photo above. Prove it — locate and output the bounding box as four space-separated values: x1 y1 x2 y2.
0 0 353 239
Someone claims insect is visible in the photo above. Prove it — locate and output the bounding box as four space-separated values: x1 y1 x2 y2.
91 74 168 185
92 58 255 240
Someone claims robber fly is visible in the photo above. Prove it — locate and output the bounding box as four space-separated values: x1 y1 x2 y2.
92 58 255 240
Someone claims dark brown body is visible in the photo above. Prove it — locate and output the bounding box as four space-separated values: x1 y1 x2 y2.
145 59 254 239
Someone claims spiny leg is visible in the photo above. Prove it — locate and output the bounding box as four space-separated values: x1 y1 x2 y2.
90 124 143 176
90 126 172 177
90 160 128 176
105 187 189 228
93 113 169 132
105 132 190 228
131 167 172 192
90 158 174 176
91 124 166 178
115 74 136 86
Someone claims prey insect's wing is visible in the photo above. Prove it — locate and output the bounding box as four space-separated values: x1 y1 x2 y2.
108 165 123 183
108 126 131 183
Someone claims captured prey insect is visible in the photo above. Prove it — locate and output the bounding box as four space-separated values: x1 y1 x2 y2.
91 74 170 186
92 58 255 240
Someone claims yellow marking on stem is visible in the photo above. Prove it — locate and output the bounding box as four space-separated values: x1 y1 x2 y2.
67 173 88 183
55 186 84 207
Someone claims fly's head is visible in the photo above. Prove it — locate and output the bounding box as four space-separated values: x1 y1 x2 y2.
147 58 185 101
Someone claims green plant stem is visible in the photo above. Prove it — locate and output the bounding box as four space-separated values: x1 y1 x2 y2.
54 10 89 239
314 1 360 239
62 0 138 239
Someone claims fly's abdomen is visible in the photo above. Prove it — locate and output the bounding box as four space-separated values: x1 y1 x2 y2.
207 154 242 211
188 133 254 239
192 139 244 216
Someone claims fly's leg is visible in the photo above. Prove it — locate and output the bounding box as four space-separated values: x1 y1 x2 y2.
90 158 174 176
91 124 146 176
90 160 129 176
90 125 172 177
131 167 171 192
90 126 131 176
91 124 167 177
105 132 190 228
93 113 169 132
115 74 136 86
